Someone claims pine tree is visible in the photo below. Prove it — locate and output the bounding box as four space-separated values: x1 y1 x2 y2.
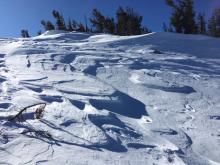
37 30 42 36
72 20 78 31
208 9 220 37
141 26 151 34
166 0 184 33
116 7 144 35
166 0 197 34
21 29 30 38
41 20 55 31
46 21 55 31
127 8 143 35
116 7 129 35
77 23 86 32
163 22 168 32
52 10 66 30
168 24 174 32
208 15 217 37
90 9 105 33
84 15 89 32
67 19 73 31
197 13 206 34
41 20 47 30
90 9 116 34
181 0 197 34
104 17 115 34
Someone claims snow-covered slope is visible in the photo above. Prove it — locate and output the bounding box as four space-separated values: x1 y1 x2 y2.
0 31 220 165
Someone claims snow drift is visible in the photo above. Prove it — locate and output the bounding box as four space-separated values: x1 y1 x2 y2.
0 31 220 165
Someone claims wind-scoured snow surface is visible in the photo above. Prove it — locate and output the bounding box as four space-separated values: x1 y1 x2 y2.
0 31 220 165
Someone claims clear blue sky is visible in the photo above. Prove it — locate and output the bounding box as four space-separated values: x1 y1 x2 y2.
0 0 219 37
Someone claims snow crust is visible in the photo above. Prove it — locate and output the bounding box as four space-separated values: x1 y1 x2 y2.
0 31 220 164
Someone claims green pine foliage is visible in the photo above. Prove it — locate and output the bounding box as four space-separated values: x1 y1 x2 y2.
197 13 207 34
208 9 220 37
52 10 67 30
37 30 42 36
20 3 220 38
90 9 115 34
90 9 106 33
41 20 55 31
90 7 149 35
116 7 144 35
21 29 30 38
166 0 197 34
67 19 74 32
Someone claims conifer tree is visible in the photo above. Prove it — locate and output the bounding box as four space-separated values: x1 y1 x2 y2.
72 20 78 31
84 15 89 32
78 23 86 32
127 8 143 35
163 22 168 32
21 29 30 38
52 10 67 30
197 13 206 34
208 9 220 37
168 24 174 32
181 0 197 34
208 15 217 37
67 19 74 31
90 9 105 33
166 0 183 33
37 30 42 36
90 9 116 34
116 7 128 35
104 17 115 34
41 20 47 30
141 26 151 34
166 0 197 34
41 20 55 31
116 7 143 35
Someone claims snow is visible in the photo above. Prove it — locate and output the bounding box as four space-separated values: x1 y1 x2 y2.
0 31 220 164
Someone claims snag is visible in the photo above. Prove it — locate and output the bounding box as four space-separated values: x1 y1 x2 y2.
8 103 46 122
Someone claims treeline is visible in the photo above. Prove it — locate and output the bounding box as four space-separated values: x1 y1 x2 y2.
164 0 220 37
40 10 88 33
21 7 150 38
90 7 150 35
21 1 220 38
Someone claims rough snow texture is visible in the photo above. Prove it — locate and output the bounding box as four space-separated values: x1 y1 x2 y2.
0 31 220 165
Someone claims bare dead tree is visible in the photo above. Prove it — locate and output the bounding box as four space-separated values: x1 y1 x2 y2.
8 103 46 122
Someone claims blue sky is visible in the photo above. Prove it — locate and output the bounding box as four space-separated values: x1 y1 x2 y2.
0 0 219 37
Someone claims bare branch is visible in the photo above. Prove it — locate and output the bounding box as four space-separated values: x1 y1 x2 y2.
8 103 46 122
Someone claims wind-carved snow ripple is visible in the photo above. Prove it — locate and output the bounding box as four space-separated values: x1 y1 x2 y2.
152 128 209 164
89 91 148 119
53 73 148 119
6 47 150 152
1 32 219 164
88 113 144 152
0 54 15 110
